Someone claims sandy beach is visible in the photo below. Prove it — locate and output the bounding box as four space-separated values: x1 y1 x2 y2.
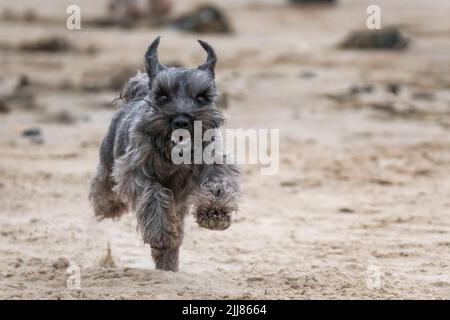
0 0 449 299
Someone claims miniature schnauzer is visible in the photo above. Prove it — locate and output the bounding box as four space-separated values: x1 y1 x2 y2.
89 37 240 271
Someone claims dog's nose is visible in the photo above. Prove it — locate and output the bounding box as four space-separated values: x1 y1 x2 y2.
172 115 191 130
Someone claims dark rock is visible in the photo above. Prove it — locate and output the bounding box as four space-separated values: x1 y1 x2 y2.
19 36 74 53
53 258 69 270
350 84 374 95
172 5 232 34
1 8 37 22
17 74 31 88
299 70 317 79
87 0 172 29
386 83 401 95
107 0 172 23
85 17 135 29
340 27 409 50
338 207 355 213
22 127 41 137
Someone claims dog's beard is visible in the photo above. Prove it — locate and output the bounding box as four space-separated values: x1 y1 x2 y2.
146 105 224 162
145 117 196 162
144 113 172 160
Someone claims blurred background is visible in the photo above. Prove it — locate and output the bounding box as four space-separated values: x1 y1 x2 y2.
0 0 449 299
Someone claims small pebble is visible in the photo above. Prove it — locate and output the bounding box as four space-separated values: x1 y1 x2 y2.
22 127 41 137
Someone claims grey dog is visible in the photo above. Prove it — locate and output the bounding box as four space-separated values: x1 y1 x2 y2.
89 37 240 271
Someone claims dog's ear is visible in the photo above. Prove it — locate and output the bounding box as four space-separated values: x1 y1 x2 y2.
197 40 217 78
144 36 166 82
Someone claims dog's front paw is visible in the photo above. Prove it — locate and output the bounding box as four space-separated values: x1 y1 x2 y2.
194 207 231 231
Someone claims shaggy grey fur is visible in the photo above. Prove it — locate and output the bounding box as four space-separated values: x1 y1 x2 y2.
89 37 240 271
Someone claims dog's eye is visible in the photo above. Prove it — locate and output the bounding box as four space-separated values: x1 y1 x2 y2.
156 94 168 103
195 95 208 105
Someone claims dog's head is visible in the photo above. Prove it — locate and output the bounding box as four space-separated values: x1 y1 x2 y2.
144 37 224 152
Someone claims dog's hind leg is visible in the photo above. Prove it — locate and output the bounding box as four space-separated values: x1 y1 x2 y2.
89 162 127 220
89 113 128 220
